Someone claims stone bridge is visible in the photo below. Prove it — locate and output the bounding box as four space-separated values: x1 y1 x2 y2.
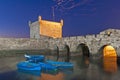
0 29 120 57
48 29 120 56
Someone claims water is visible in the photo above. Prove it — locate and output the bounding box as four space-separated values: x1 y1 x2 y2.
0 55 120 80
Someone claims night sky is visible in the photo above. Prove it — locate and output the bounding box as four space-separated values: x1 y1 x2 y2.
0 0 120 38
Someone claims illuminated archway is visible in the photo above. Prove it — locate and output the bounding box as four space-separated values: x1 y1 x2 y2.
103 45 117 73
103 45 117 58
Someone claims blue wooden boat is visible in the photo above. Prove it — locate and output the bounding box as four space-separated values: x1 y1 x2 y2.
18 68 41 76
39 62 58 72
24 54 45 63
17 61 41 71
46 60 74 69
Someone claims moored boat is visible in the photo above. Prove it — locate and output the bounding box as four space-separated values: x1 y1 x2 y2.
39 62 58 72
24 54 45 63
17 61 41 71
46 60 73 69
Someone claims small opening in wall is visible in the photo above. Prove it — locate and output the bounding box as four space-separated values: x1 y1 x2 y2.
106 31 112 36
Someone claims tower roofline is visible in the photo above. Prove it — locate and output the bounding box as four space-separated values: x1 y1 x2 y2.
38 16 63 26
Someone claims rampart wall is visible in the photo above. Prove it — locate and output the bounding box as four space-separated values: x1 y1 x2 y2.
0 29 120 56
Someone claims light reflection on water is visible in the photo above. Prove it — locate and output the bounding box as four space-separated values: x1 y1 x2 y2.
0 55 120 80
103 57 117 73
38 72 64 80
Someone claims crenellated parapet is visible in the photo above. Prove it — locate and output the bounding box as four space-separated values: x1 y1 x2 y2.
48 28 120 56
28 16 120 56
0 28 120 57
29 16 63 39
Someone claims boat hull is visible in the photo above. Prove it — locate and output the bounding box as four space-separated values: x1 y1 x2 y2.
25 54 45 63
46 60 73 69
39 62 58 72
17 61 41 71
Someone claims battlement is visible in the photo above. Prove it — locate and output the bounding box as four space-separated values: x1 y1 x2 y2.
29 16 63 39
39 16 63 26
0 28 120 57
28 16 120 56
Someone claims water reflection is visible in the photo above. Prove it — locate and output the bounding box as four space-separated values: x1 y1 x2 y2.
17 64 73 80
1 54 120 80
16 71 38 80
0 70 17 80
75 56 90 69
18 69 41 76
117 57 120 66
103 57 117 73
102 45 118 74
38 72 64 80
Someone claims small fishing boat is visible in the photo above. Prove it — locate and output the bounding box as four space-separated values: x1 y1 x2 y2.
18 68 41 76
24 54 45 63
46 60 73 69
17 61 41 71
39 62 58 72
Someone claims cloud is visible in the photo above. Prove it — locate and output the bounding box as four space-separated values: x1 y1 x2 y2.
52 0 96 16
53 0 94 10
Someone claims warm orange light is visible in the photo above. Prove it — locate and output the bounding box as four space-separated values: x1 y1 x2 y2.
103 45 117 58
103 45 117 73
38 72 64 80
39 16 63 38
103 57 117 73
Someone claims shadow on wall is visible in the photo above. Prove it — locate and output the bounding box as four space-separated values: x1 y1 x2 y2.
63 45 70 62
97 45 108 59
46 45 59 61
50 44 70 62
56 46 59 61
76 43 90 57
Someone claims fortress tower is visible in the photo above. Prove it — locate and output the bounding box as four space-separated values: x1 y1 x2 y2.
29 16 63 39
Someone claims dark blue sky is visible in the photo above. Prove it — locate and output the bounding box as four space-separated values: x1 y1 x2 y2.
0 0 120 38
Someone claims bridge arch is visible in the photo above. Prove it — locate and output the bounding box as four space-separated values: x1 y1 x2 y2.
46 44 59 61
98 45 117 59
98 45 108 58
103 45 117 58
63 44 70 62
76 43 90 57
54 45 59 61
98 45 118 73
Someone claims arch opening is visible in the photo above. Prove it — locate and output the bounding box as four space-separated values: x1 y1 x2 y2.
98 45 117 60
63 45 70 62
98 45 118 73
76 43 90 57
103 45 117 73
54 45 59 61
103 45 117 58
46 45 59 61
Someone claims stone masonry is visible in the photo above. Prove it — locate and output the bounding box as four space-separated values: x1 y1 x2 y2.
0 29 120 56
29 16 63 39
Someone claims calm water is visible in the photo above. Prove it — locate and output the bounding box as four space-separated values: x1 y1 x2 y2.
0 55 120 80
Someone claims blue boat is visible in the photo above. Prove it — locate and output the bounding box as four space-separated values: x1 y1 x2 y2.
39 62 58 72
46 60 74 69
24 54 45 63
18 68 41 76
17 61 41 71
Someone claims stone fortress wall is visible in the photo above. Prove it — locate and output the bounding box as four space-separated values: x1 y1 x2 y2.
49 29 120 56
29 16 63 39
0 29 120 56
